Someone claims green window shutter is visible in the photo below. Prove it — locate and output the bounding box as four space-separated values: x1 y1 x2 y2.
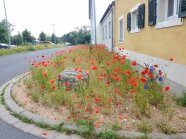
148 0 157 26
127 13 131 31
138 4 145 28
179 0 186 17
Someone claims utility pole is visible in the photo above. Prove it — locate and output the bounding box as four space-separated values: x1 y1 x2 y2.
3 0 11 45
51 24 56 44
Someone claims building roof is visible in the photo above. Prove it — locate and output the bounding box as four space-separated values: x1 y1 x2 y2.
100 1 115 23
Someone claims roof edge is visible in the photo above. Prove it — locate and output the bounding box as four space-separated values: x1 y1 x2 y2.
100 1 115 23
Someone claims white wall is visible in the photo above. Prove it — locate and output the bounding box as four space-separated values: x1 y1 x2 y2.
100 8 114 50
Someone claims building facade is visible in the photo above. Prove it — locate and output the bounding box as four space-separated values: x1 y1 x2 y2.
99 1 115 51
114 0 186 93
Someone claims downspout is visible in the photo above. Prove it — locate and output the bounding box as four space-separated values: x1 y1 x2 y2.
93 0 97 45
111 7 114 52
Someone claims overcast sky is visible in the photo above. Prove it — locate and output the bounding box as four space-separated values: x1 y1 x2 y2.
0 0 113 38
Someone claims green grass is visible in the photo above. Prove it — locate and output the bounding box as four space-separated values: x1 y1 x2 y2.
0 44 64 56
177 93 186 107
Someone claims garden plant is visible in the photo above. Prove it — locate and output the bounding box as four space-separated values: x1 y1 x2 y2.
23 45 186 135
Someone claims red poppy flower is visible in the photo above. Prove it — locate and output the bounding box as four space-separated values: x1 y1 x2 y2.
50 80 55 84
57 75 61 79
114 67 120 73
74 68 78 71
148 73 154 79
76 74 82 80
106 62 110 66
120 61 125 64
94 97 100 104
126 70 131 76
140 77 146 83
85 108 89 113
141 71 146 76
130 90 136 93
41 55 45 58
131 61 137 66
43 72 47 77
165 86 170 91
114 76 120 81
94 107 100 113
132 82 138 87
51 85 56 90
92 65 97 70
64 81 69 86
85 96 89 99
121 55 126 60
154 64 158 68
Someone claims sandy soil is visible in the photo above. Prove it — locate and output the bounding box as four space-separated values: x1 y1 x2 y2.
12 75 71 121
12 75 186 133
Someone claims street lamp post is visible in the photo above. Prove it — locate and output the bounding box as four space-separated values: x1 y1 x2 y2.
51 24 56 44
3 0 11 45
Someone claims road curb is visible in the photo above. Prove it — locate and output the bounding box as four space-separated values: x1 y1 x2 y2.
1 73 186 139
0 73 82 139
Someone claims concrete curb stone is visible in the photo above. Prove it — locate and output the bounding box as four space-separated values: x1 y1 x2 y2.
1 72 186 139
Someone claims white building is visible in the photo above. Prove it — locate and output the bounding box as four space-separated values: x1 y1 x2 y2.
89 0 97 44
99 1 115 51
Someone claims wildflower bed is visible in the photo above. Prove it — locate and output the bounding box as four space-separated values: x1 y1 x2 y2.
14 45 186 135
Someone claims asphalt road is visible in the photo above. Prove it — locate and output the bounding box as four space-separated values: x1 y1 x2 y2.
0 48 65 139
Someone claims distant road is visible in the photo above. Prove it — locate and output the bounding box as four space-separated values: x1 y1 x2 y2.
0 48 65 139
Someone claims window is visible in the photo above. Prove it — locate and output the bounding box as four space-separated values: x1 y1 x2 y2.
179 0 186 17
119 16 124 42
109 21 111 38
131 10 138 30
168 0 174 17
105 25 107 39
155 0 183 29
130 3 141 33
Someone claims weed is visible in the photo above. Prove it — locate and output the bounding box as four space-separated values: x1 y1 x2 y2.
111 122 122 131
96 130 118 139
137 121 152 133
156 121 178 134
177 93 186 107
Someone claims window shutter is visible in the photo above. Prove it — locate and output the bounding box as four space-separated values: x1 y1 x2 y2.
127 13 131 31
148 0 157 26
138 4 145 28
179 0 186 17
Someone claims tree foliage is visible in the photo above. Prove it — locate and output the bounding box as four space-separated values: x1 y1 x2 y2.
51 33 56 44
39 32 46 41
22 29 35 44
61 26 90 45
0 19 13 43
11 33 22 45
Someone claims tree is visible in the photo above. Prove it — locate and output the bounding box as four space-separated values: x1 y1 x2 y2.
11 33 22 45
51 33 56 44
0 19 13 43
39 32 46 41
61 26 91 45
22 29 34 44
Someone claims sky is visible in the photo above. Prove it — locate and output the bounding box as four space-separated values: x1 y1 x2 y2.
0 0 113 38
